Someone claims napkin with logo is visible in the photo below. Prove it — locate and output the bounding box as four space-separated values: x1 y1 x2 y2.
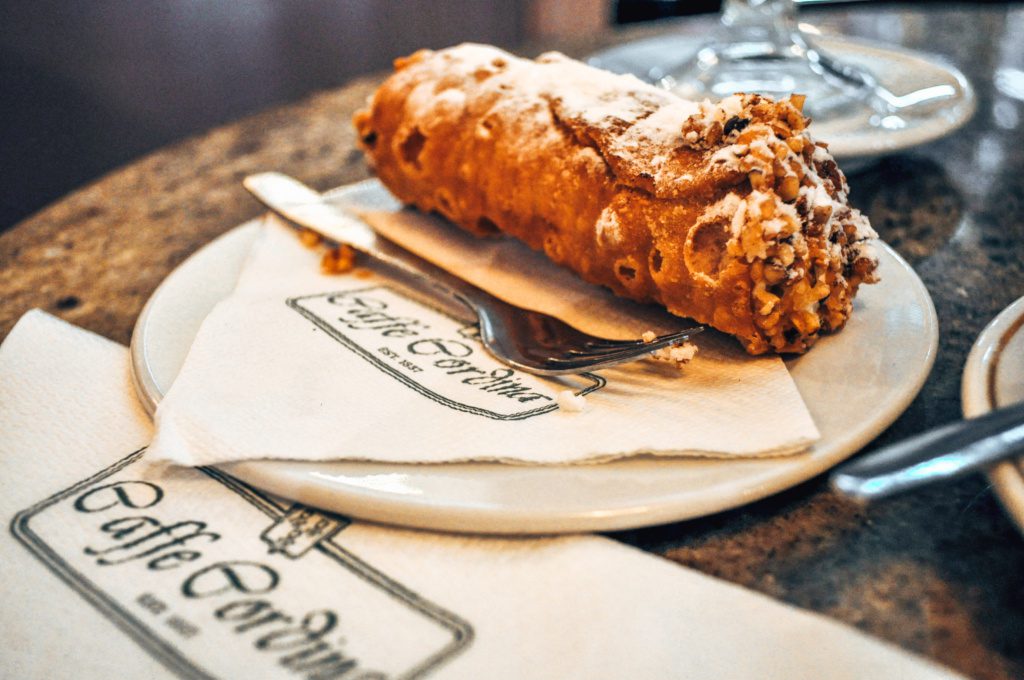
147 184 819 466
1 310 961 679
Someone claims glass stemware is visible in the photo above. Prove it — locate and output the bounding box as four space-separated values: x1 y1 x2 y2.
652 0 953 123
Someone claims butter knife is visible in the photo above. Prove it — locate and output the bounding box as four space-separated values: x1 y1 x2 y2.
831 400 1024 500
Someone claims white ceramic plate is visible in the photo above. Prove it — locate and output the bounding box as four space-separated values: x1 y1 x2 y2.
131 180 937 534
962 296 1024 534
587 34 975 166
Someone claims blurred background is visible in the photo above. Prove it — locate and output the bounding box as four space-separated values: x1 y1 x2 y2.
0 0 723 231
0 0 1002 231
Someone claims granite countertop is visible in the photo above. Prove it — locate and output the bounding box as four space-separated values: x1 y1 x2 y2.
2 5 1023 678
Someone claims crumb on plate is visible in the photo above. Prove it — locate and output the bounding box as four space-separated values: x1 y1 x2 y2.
299 228 324 248
556 389 587 413
320 244 357 274
650 341 698 368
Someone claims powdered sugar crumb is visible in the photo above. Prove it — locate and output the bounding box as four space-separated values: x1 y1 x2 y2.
595 206 623 246
556 390 588 413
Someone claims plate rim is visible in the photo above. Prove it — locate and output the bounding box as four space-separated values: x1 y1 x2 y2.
131 179 938 534
962 295 1024 533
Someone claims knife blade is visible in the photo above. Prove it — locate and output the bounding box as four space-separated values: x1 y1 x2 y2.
243 171 490 322
243 172 381 252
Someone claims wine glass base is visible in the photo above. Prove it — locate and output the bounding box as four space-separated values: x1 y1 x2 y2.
661 45 873 120
588 33 975 164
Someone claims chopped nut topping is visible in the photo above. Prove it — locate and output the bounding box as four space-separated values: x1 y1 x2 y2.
649 341 698 368
320 244 357 274
298 228 323 248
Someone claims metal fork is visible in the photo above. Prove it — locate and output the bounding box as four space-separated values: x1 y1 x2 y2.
243 172 703 376
802 37 959 117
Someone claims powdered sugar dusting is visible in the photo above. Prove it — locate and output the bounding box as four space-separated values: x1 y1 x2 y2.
595 205 623 245
409 45 709 198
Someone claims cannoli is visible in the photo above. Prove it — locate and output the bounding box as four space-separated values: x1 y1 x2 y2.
353 44 879 354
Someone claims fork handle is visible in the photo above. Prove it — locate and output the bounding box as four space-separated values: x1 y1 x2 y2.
244 172 495 321
831 400 1024 500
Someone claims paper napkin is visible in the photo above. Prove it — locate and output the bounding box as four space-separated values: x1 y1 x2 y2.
147 201 819 467
0 310 961 679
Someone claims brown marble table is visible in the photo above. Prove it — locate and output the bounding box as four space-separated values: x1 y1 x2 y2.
2 4 1023 678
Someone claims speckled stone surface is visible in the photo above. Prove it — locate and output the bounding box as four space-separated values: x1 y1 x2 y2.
3 5 1023 679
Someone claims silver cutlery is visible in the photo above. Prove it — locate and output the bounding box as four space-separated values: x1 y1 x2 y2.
831 400 1024 500
243 172 703 376
798 35 959 117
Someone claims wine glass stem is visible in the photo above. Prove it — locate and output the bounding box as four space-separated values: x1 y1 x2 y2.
719 0 798 53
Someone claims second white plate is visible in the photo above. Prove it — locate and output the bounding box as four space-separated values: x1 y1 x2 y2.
962 296 1024 535
132 180 938 534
